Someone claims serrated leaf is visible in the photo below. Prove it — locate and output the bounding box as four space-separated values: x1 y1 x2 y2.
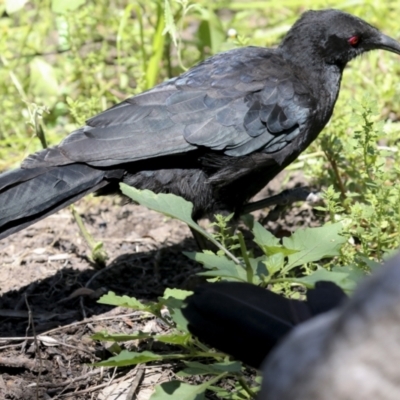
120 185 211 238
120 186 240 264
282 223 346 272
95 350 163 367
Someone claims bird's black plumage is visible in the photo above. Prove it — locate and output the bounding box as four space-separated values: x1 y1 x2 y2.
1 9 400 239
182 281 346 368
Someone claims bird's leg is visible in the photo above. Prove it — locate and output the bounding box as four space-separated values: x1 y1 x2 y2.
190 227 211 251
241 187 321 215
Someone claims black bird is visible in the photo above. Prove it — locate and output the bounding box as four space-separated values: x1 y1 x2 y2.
1 10 400 239
182 281 346 368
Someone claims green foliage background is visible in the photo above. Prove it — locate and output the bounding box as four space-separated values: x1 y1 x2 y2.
1 0 399 163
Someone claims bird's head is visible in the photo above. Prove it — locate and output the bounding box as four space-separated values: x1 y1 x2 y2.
280 9 400 70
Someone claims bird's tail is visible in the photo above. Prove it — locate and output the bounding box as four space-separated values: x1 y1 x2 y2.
0 163 123 239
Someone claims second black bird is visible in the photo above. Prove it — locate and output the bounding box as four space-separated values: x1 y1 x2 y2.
1 9 400 239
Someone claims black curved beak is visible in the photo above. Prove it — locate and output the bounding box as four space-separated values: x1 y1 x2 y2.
371 32 400 55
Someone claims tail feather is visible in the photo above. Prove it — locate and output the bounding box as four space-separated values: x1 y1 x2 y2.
0 164 123 239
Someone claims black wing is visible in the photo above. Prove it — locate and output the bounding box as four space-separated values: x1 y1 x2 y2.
23 47 314 169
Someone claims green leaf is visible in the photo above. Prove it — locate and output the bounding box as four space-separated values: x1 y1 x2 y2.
161 289 192 332
253 222 280 248
120 186 242 265
155 332 191 345
177 361 242 377
98 291 159 314
91 331 151 342
253 222 297 256
51 0 86 13
151 380 206 400
185 252 247 281
282 223 346 272
264 253 284 276
168 306 190 332
121 185 203 234
95 350 163 367
163 288 192 301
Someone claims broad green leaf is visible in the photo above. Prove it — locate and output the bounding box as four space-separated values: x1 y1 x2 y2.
51 0 86 13
151 380 205 400
121 185 203 234
282 223 346 272
95 350 163 367
120 186 241 264
253 222 297 256
177 361 242 377
264 253 284 276
91 331 151 342
253 222 280 248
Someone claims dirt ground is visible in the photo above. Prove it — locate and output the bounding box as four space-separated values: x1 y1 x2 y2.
0 171 321 399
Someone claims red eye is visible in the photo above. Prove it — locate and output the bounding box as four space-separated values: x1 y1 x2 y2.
348 35 359 46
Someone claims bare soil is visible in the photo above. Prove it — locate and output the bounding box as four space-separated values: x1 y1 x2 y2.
0 171 321 399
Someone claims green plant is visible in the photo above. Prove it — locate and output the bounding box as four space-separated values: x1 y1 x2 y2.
91 186 362 399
